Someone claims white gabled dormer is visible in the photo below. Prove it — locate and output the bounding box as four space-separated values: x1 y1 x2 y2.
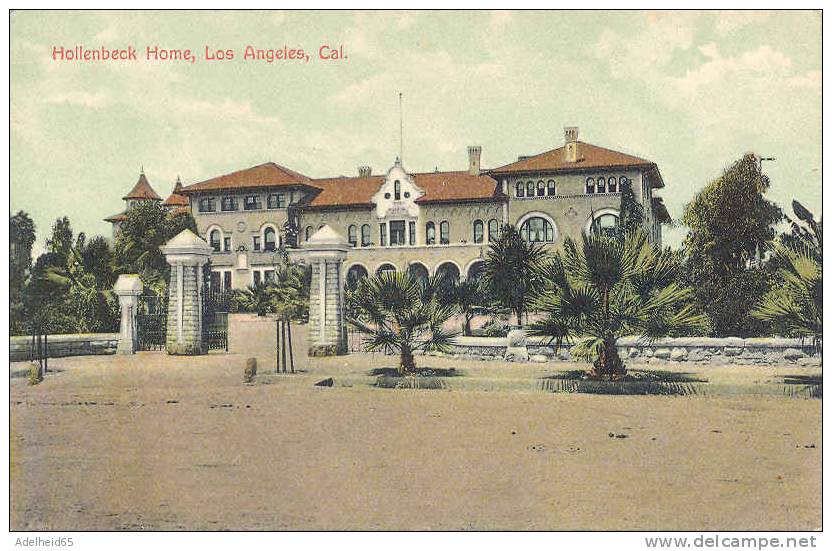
370 158 424 246
372 157 424 219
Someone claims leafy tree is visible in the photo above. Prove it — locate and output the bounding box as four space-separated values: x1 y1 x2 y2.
480 224 549 326
752 201 822 351
530 231 708 380
618 177 644 238
114 202 197 293
346 271 458 374
682 153 782 336
10 211 36 334
448 279 491 336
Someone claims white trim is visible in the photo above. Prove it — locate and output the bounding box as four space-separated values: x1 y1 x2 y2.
406 261 430 277
433 260 462 278
259 222 281 250
463 258 486 279
584 207 620 235
345 261 370 275
375 261 399 275
516 211 559 243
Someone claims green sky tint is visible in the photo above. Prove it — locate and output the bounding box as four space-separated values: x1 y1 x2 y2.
10 10 821 252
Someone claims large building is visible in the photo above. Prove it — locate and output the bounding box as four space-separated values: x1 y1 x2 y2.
111 127 670 290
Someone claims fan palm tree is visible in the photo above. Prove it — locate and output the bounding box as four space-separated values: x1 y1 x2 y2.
448 279 491 336
480 224 549 326
346 270 459 374
530 230 708 380
752 201 822 352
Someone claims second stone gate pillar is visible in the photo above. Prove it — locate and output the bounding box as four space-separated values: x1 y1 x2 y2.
304 225 349 356
161 229 212 355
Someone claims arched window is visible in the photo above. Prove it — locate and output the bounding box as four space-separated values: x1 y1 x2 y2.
305 226 313 241
547 180 556 195
473 220 484 244
520 216 555 243
597 177 606 194
487 219 499 241
361 224 371 246
376 263 397 276
516 182 525 198
608 177 618 193
346 265 369 289
348 225 357 247
537 181 546 197
264 227 277 251
425 222 436 245
526 181 535 197
586 178 595 194
394 180 401 200
209 229 221 252
439 221 450 244
591 213 620 238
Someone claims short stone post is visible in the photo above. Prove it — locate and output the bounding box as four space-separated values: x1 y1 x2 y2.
504 326 529 362
113 274 143 354
161 229 212 355
304 225 349 356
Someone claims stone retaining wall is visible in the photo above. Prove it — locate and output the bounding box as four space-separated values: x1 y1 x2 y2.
9 333 119 362
433 336 820 366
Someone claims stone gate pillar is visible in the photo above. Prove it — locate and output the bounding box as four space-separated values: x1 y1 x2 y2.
160 229 212 355
304 225 349 356
113 274 143 354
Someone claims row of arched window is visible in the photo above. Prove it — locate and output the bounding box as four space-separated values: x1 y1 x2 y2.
586 175 628 194
208 226 278 253
472 219 500 244
515 179 557 198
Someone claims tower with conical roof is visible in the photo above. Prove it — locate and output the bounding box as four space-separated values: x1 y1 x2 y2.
162 176 190 215
104 169 163 237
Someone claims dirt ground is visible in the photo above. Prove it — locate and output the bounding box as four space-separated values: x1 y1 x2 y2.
9 333 822 531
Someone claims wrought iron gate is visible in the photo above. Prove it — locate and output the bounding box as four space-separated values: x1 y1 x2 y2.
137 291 167 351
202 287 230 351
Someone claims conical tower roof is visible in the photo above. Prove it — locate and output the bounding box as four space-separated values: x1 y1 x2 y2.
163 176 189 207
123 170 162 201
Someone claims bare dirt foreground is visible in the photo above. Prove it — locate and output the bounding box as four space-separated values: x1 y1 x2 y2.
10 351 821 531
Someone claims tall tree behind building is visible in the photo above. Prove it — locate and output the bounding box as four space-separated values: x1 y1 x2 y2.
682 154 782 336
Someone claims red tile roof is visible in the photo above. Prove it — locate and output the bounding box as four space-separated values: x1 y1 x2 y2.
123 172 162 201
180 162 312 194
104 211 128 223
489 141 664 187
163 178 189 206
169 206 191 217
305 171 501 208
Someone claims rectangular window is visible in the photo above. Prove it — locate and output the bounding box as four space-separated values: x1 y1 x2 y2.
223 271 232 291
379 223 387 247
264 270 275 283
390 220 405 246
221 197 238 211
440 221 450 245
244 195 262 210
253 271 262 286
361 225 371 247
210 271 221 291
223 237 231 252
199 197 216 212
289 191 300 205
252 236 261 251
408 221 416 245
267 193 287 209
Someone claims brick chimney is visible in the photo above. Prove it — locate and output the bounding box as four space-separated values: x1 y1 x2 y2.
357 165 372 178
564 126 579 162
468 146 482 176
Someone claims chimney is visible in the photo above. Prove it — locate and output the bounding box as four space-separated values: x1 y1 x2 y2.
357 165 372 178
468 145 482 176
564 126 579 162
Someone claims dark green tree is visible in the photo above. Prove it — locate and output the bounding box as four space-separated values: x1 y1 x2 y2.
480 224 549 326
682 154 782 336
114 202 198 293
618 177 644 238
10 211 36 334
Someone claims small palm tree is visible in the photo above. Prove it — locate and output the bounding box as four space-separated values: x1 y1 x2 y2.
752 201 822 352
346 271 459 374
480 224 549 326
233 282 276 316
447 279 491 336
530 230 708 380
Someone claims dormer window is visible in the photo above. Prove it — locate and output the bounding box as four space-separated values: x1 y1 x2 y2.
394 180 401 200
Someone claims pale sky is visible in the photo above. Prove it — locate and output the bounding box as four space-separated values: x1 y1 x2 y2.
10 10 822 253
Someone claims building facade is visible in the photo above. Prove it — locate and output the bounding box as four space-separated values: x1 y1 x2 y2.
161 127 669 290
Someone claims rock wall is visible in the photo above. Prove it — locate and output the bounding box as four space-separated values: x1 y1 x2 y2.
436 336 820 366
9 333 119 362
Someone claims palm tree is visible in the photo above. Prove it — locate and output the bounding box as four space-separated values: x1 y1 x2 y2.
752 201 822 352
346 270 459 374
530 230 708 380
480 224 549 326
